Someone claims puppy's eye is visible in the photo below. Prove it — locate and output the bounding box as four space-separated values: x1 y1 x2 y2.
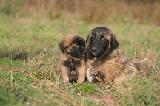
64 46 69 49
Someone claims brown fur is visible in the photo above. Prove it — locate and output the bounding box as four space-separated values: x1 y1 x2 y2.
59 35 86 83
87 50 123 83
86 27 144 84
86 49 143 84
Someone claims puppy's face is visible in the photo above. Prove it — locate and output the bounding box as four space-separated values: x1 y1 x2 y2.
59 35 85 58
86 27 119 57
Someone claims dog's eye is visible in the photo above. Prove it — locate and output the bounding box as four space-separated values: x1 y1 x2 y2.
64 46 69 49
75 45 79 48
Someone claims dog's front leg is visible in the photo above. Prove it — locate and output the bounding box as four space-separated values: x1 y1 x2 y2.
86 60 94 82
77 60 86 83
60 54 69 83
61 65 69 83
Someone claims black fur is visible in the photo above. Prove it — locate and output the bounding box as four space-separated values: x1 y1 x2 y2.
63 59 81 70
63 59 81 83
86 27 119 60
73 36 85 47
71 36 85 58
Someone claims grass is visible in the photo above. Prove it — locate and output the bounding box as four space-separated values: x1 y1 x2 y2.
0 12 160 106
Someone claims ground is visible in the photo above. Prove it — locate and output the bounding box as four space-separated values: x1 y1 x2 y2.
0 13 160 106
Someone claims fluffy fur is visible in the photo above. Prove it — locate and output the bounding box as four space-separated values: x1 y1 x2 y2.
59 35 86 83
86 27 141 84
86 27 119 60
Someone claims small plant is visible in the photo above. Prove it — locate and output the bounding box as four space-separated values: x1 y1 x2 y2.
74 83 98 94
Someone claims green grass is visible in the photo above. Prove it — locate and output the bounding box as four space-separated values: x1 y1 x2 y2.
119 74 160 106
0 13 160 106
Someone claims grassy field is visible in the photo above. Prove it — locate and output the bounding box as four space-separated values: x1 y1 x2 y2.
0 12 160 106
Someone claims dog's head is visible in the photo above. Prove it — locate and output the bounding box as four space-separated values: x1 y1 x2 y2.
59 35 85 58
86 27 119 59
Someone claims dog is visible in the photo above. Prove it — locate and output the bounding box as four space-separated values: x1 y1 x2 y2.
86 27 142 84
59 35 86 83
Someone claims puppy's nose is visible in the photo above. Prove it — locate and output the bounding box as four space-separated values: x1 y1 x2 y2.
66 51 70 54
66 50 71 54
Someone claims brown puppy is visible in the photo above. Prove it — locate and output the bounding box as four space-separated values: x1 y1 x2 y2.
59 35 86 83
86 27 140 84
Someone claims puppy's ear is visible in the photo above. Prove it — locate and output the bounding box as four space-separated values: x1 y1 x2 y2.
74 36 85 46
111 34 119 49
59 41 64 53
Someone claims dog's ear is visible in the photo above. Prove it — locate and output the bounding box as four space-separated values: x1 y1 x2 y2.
74 36 85 46
110 34 119 49
103 30 119 50
98 32 119 60
59 41 64 53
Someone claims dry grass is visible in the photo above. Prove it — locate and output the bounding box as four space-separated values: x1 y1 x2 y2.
0 1 160 105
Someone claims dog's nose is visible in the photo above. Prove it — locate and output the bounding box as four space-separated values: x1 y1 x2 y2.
92 47 97 52
66 51 70 54
66 50 70 54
